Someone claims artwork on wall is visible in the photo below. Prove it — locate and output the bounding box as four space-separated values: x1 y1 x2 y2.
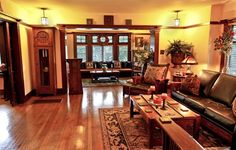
104 15 114 25
125 19 132 25
86 18 93 25
135 37 143 47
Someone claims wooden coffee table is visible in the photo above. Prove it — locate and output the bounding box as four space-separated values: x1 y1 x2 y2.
90 70 120 83
130 94 201 148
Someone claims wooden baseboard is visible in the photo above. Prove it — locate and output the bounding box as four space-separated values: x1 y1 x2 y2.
0 89 4 95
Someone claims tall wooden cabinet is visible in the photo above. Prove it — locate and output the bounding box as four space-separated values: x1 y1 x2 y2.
33 27 56 95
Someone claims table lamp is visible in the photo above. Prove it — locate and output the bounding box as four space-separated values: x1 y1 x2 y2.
181 55 198 75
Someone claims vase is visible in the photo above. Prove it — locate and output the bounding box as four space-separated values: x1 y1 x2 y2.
222 53 230 73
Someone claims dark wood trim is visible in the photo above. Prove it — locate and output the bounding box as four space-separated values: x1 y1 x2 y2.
163 23 209 29
0 89 4 95
58 24 160 30
59 29 67 94
4 22 17 105
56 88 65 95
154 29 160 64
0 11 21 22
24 89 36 100
11 22 26 103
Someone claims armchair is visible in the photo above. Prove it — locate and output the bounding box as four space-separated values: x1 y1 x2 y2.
121 63 170 96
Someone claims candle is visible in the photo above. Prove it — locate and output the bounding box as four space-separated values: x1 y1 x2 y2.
161 93 168 100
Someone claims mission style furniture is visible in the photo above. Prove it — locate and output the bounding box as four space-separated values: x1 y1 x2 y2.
122 63 170 96
80 61 133 78
33 27 57 95
171 70 236 144
130 95 202 149
67 59 83 94
90 70 120 82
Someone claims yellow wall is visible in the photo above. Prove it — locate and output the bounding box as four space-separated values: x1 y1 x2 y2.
19 24 33 95
66 34 74 59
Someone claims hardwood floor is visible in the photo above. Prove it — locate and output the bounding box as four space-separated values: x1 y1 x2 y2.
0 86 129 150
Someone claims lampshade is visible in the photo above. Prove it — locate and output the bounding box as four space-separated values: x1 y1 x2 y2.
174 10 181 26
182 55 198 75
40 8 48 25
182 55 198 65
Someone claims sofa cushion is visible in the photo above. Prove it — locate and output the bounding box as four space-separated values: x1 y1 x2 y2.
198 70 220 96
144 65 166 84
232 98 236 116
209 74 236 107
184 97 207 113
204 106 235 132
86 61 93 69
180 75 200 96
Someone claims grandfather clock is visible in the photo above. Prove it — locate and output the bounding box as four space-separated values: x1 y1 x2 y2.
33 27 56 95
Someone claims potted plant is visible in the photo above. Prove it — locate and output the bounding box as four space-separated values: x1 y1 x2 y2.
165 40 193 65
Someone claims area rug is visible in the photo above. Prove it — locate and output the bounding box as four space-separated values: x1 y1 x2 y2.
82 78 129 87
99 108 230 150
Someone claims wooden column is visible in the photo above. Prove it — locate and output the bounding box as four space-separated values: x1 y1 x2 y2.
153 29 160 64
67 59 83 94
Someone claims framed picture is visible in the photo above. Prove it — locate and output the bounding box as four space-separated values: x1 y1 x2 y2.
135 37 143 47
104 15 114 25
125 19 132 25
86 18 93 25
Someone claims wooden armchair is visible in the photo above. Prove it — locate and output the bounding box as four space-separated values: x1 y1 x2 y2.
122 63 170 96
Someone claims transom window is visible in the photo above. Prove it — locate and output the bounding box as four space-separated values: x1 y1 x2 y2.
75 33 130 62
76 35 86 43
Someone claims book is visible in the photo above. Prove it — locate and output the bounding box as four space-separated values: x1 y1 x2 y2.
167 100 179 105
145 109 152 113
159 116 172 123
137 102 148 106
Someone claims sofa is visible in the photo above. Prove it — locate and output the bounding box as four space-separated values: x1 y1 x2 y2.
80 61 133 78
171 70 236 144
122 63 170 96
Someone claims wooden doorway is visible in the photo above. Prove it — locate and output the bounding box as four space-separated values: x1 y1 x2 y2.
0 21 25 105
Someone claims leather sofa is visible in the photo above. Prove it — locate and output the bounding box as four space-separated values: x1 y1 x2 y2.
80 61 133 78
171 70 236 144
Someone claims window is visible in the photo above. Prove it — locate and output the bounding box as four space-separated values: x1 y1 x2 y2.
92 46 102 61
76 45 87 62
92 45 113 61
92 35 98 43
119 35 128 43
76 35 86 43
118 45 128 61
103 46 113 61
229 26 236 75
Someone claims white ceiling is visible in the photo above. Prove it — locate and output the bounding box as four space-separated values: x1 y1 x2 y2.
11 0 228 13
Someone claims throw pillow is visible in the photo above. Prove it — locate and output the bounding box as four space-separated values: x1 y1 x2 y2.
86 61 93 69
232 98 236 117
114 61 121 69
180 75 200 96
143 65 167 84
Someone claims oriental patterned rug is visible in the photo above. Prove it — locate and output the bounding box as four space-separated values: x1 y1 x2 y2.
99 108 230 150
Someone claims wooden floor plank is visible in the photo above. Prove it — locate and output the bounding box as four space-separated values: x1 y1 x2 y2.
0 86 128 150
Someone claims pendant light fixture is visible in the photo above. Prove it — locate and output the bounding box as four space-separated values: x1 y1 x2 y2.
40 8 48 25
174 10 181 26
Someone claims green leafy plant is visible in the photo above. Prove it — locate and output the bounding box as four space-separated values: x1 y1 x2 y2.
165 40 193 56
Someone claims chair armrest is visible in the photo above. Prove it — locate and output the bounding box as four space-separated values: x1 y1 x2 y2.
154 79 169 94
132 76 143 84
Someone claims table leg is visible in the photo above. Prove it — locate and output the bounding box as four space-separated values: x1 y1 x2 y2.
130 100 134 118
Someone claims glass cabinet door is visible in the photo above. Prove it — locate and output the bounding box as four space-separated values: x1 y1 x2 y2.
39 48 50 86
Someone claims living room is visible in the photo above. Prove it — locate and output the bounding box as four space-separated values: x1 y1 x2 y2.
0 0 236 149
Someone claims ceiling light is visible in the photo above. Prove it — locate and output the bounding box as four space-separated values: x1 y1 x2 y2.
174 10 181 26
40 8 48 25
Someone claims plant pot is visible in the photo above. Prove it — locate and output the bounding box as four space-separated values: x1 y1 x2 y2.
171 52 185 65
